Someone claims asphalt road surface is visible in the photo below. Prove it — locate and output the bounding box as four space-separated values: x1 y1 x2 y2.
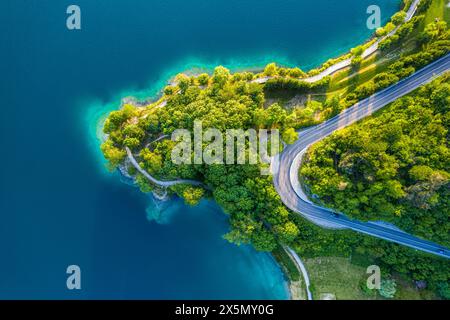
274 54 450 259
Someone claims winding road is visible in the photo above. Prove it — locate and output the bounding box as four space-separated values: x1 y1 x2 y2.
131 54 450 259
252 0 421 85
125 146 204 187
274 53 450 259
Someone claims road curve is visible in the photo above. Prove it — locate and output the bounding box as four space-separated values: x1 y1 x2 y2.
125 147 204 187
253 0 420 85
274 53 450 259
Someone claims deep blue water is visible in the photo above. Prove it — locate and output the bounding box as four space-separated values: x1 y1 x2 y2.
0 0 399 299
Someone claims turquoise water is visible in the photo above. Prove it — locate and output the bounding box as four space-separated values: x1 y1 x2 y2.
0 0 399 298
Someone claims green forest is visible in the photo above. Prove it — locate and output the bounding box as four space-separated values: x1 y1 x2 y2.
102 66 302 252
100 0 450 299
301 75 450 246
297 74 449 298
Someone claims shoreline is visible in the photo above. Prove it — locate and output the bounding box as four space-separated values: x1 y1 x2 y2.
93 0 419 300
115 0 418 110
286 247 313 300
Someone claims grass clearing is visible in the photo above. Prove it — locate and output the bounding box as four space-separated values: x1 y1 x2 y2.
393 274 439 300
304 256 373 300
446 0 450 23
304 256 441 300
424 0 447 24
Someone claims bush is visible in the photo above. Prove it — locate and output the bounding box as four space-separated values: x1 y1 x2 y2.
379 279 397 298
391 11 407 26
197 73 210 86
264 63 278 76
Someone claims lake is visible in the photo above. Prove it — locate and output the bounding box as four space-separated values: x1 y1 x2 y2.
0 0 398 298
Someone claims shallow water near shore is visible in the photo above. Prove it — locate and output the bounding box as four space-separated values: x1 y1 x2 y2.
1 0 398 298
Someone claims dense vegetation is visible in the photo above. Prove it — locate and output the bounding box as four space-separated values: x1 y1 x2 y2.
299 74 449 296
101 0 450 298
292 5 450 297
301 75 450 245
102 66 306 252
343 19 449 108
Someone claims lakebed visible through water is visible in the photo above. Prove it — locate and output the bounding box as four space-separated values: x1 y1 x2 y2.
1 0 398 298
